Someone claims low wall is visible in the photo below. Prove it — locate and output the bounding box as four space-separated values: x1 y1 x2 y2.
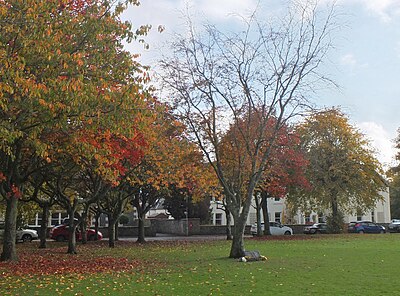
198 225 252 235
152 218 201 236
99 225 156 238
288 224 306 235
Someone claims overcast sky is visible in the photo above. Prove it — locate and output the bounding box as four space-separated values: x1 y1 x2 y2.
122 0 400 168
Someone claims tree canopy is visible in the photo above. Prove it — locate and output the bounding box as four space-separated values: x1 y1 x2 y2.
0 0 149 261
160 1 339 257
288 108 386 232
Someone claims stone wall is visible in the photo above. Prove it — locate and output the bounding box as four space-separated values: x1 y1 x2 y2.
98 225 157 238
152 218 201 236
198 225 252 235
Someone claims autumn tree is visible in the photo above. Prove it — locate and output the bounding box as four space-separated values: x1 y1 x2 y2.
97 185 133 247
28 172 57 249
288 109 386 233
160 1 338 257
254 126 309 236
66 128 146 251
0 0 149 260
219 114 309 236
78 128 147 249
129 108 216 243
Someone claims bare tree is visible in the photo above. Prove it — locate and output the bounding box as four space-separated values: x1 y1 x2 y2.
159 1 338 258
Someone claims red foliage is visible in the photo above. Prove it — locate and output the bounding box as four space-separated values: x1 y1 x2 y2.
79 128 147 177
260 129 311 197
5 184 22 199
0 245 141 276
58 0 93 15
0 172 6 182
11 184 22 199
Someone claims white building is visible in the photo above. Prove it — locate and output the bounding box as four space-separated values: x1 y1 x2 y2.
210 188 391 226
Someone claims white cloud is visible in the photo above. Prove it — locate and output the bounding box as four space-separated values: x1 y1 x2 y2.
396 41 400 58
339 53 368 73
359 0 400 22
341 53 357 67
357 121 397 168
122 0 259 65
334 0 400 22
194 0 258 20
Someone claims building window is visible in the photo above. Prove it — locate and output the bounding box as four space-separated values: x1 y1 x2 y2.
37 213 42 227
51 213 61 226
357 215 362 221
371 211 375 222
274 212 281 223
274 198 280 202
100 215 108 227
215 213 222 225
28 213 39 226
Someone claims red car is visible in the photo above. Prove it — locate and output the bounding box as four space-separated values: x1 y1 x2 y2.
49 224 103 242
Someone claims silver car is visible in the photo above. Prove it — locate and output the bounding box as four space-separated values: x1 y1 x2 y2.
0 225 39 242
250 221 293 235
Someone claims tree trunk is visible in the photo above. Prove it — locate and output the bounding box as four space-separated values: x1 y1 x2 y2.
330 192 341 233
39 205 49 249
229 220 246 258
137 214 146 243
67 210 77 254
225 208 233 240
1 196 18 261
115 222 119 241
108 216 116 248
228 191 254 258
261 192 271 235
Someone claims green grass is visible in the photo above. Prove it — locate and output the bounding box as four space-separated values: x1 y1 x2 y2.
1 234 398 295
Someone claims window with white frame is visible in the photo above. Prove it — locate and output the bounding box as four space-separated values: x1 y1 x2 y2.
274 212 281 223
215 213 222 225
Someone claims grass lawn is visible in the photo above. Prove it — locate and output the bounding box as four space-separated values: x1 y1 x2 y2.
0 234 398 295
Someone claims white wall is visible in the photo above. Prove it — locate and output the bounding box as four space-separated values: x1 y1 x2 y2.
210 187 391 225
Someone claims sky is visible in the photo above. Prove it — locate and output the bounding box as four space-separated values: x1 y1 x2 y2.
122 0 400 168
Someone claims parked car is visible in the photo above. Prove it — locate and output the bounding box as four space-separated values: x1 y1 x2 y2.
49 224 103 242
0 224 38 242
303 223 328 234
388 219 400 233
61 217 79 225
250 222 293 236
348 221 385 234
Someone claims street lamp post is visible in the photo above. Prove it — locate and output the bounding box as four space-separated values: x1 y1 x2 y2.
184 210 189 236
